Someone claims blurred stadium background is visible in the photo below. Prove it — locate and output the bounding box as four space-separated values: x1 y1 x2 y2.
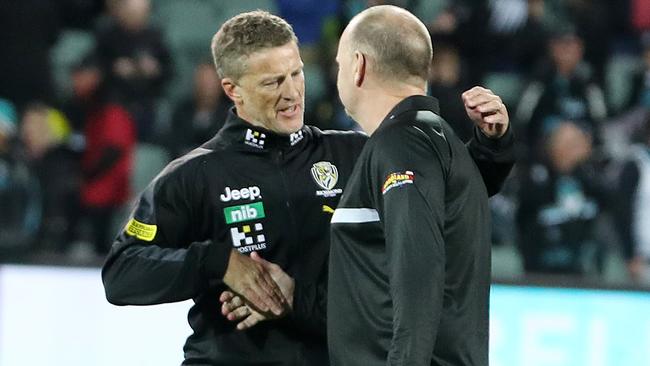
1 0 650 365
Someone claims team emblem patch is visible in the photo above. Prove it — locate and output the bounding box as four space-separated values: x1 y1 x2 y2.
311 161 339 190
382 171 415 194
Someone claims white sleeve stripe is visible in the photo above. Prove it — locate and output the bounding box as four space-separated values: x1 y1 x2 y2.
331 208 380 224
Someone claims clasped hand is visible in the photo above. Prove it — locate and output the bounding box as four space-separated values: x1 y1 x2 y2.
221 251 294 330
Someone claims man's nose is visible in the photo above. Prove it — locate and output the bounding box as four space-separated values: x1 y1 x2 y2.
281 76 300 100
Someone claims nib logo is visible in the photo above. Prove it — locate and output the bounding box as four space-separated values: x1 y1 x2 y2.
224 202 265 224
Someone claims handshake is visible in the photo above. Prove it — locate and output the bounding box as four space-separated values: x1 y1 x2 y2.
221 250 294 330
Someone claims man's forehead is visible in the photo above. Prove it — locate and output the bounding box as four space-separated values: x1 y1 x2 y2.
244 46 303 77
248 42 299 61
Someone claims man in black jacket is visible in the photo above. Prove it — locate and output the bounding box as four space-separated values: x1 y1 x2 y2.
102 10 514 365
328 6 513 365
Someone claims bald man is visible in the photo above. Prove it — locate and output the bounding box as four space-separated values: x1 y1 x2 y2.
327 6 512 365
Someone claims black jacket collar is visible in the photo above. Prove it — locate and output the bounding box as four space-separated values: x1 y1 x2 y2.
215 108 310 151
388 95 440 119
375 95 440 135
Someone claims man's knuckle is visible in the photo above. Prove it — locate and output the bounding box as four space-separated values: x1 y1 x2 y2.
254 270 264 280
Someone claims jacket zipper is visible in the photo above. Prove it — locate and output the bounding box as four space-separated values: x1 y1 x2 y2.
275 149 299 251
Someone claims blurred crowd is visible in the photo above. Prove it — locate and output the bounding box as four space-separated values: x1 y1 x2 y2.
1 0 650 287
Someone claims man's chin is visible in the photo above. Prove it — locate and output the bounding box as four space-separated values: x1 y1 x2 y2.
275 117 304 135
283 122 304 135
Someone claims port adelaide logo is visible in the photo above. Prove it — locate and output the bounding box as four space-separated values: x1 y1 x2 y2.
311 161 342 197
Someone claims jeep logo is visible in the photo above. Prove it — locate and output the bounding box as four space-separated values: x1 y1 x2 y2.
220 186 261 202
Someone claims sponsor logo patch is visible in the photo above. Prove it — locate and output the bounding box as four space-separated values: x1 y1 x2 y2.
382 171 414 194
224 202 265 224
230 222 267 253
245 129 266 149
220 186 262 202
125 218 157 241
289 130 304 146
311 161 342 197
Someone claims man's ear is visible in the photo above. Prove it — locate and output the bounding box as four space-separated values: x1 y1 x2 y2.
222 78 241 104
354 51 366 87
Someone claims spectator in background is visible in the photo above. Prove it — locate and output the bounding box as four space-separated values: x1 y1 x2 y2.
563 0 611 84
64 55 107 132
625 33 650 112
512 0 551 76
56 0 105 30
427 1 490 85
95 0 172 142
276 0 339 47
0 99 40 257
167 62 231 158
428 41 473 141
515 25 607 161
277 0 341 130
516 121 610 275
616 115 650 285
484 0 529 72
0 0 60 108
632 0 650 34
599 33 650 159
73 56 136 256
20 103 81 257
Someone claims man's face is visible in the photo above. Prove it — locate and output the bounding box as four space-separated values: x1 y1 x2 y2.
194 64 221 102
547 122 592 173
72 67 101 100
335 28 357 119
550 36 583 73
21 110 51 158
231 42 305 135
116 0 151 31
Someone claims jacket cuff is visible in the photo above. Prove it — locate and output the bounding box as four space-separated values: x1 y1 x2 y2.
201 241 232 280
288 280 305 322
473 124 514 151
284 280 326 337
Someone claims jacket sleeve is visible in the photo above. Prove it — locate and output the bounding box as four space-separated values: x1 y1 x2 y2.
102 161 231 305
373 126 448 365
284 273 327 338
615 160 640 260
467 125 516 196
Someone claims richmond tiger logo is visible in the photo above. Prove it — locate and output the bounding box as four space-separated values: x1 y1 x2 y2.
311 161 339 190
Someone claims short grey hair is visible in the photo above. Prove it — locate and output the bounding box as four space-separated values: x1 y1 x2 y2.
211 11 298 80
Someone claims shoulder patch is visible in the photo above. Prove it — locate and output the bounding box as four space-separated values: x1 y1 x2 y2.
382 171 415 194
125 218 157 242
